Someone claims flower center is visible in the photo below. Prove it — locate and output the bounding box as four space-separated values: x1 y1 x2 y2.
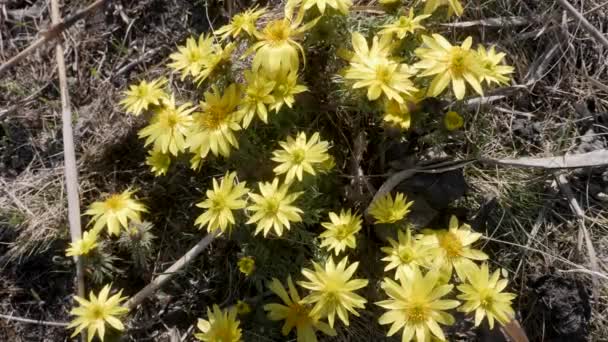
398 247 414 264
212 195 226 209
375 64 393 83
438 232 463 258
265 198 280 215
449 48 468 75
200 109 227 129
407 305 428 324
90 305 105 320
334 224 351 240
291 148 306 164
105 196 124 211
265 20 291 43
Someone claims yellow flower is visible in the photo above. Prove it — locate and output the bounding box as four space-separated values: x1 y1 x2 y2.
85 189 147 236
423 0 464 17
299 257 368 328
344 33 418 103
457 263 516 329
271 132 330 183
66 231 98 257
345 32 393 64
379 9 430 39
195 171 249 234
247 178 303 236
168 35 214 80
264 276 337 341
368 192 413 224
138 95 195 156
376 267 459 342
239 70 276 128
67 284 129 342
381 229 436 280
476 45 514 86
187 84 242 163
235 300 251 315
146 148 171 176
215 6 266 40
120 78 167 116
195 305 242 342
302 0 352 15
250 14 319 74
383 99 413 130
421 215 488 280
319 210 362 255
414 34 485 100
194 41 236 85
270 70 308 112
237 256 255 276
444 110 464 131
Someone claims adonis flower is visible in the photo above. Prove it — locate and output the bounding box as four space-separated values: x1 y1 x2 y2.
145 148 172 176
85 189 147 236
444 110 464 131
271 132 330 183
235 300 251 315
270 70 308 112
415 34 485 99
120 78 167 116
168 35 214 80
187 84 242 163
195 172 249 234
302 0 352 15
368 192 413 224
457 263 516 329
299 257 368 328
194 41 236 85
247 178 303 236
138 95 195 156
381 229 436 280
239 70 276 128
423 0 464 17
379 9 430 39
66 231 98 257
421 215 488 280
476 45 514 86
215 6 266 40
265 276 337 342
382 99 414 130
238 256 256 276
68 284 129 342
195 305 242 342
377 267 459 342
319 210 362 255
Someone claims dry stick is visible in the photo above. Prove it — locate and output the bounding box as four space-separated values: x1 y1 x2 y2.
50 0 86 340
123 231 218 311
0 0 107 76
554 174 600 299
0 314 69 327
556 0 608 49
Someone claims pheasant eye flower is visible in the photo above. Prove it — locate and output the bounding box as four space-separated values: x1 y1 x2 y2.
457 263 516 329
138 95 195 156
194 41 236 85
67 284 129 342
368 192 413 224
319 210 362 255
250 14 319 74
344 32 394 65
85 189 147 236
270 70 308 112
299 257 369 328
195 171 249 234
168 35 214 80
247 178 303 237
414 34 485 100
381 229 436 280
421 215 488 280
444 110 464 131
423 0 464 17
383 99 414 130
239 70 276 128
379 9 430 39
235 300 251 315
214 6 266 40
376 267 460 342
66 231 99 257
120 78 167 116
264 276 337 341
271 132 330 183
145 148 172 176
302 0 352 15
187 84 242 164
237 256 255 276
476 45 514 86
195 305 242 342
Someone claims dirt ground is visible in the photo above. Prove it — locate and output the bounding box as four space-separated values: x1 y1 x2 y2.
1 0 608 341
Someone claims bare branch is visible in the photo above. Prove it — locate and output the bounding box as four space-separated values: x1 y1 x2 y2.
0 313 68 327
556 0 608 49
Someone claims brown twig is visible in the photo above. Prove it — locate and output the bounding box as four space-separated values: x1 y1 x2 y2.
0 313 69 327
50 0 86 340
555 0 608 49
124 231 218 310
0 0 107 76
